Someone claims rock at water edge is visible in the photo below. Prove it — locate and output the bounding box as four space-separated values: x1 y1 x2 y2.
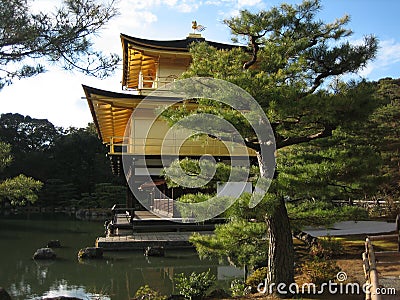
33 248 57 260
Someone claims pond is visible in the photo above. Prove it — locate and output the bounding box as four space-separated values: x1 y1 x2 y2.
0 214 242 300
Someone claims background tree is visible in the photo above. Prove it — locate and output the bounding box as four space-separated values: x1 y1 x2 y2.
0 113 60 180
0 174 42 206
0 0 120 89
37 178 79 208
0 113 59 153
0 114 122 208
0 141 42 206
79 183 126 208
162 0 379 293
0 142 12 173
50 125 116 195
363 78 400 216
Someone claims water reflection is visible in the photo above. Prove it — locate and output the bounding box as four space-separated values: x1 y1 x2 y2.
0 216 240 300
36 280 111 300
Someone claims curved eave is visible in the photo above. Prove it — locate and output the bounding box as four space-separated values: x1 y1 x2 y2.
120 33 241 55
82 85 145 144
82 85 183 144
120 33 242 89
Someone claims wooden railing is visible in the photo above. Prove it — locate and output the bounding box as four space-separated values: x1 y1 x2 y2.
111 204 135 223
138 74 178 90
153 198 178 218
363 238 382 300
108 136 247 156
362 215 400 300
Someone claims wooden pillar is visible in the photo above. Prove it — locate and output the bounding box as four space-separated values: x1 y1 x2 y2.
126 185 133 209
365 238 381 300
397 214 400 252
125 156 136 209
362 252 371 300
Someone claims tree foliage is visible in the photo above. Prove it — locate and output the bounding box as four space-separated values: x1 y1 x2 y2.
0 113 60 153
0 113 122 207
164 157 256 189
287 200 369 230
37 178 78 207
190 219 267 269
79 183 126 208
368 78 400 201
0 141 42 205
0 113 61 181
51 125 115 194
180 1 378 153
275 127 383 201
162 0 381 290
0 0 120 89
174 269 216 300
0 174 42 205
0 142 12 172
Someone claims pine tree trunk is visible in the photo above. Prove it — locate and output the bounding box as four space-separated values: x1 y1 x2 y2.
265 196 295 296
257 150 295 296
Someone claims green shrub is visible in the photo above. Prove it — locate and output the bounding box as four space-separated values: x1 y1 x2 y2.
245 267 268 291
174 269 216 300
189 220 268 270
134 285 167 300
301 258 341 286
310 236 344 259
230 279 250 296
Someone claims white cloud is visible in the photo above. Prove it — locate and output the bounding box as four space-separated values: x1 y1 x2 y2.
119 0 160 10
205 0 223 5
176 3 193 12
169 0 202 13
1 71 92 128
29 0 63 13
93 7 158 53
377 39 400 64
359 39 400 78
164 0 179 6
176 2 201 13
358 64 373 78
238 0 262 8
115 0 200 12
114 1 158 22
217 0 264 19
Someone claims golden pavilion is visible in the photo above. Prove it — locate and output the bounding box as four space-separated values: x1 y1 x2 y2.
82 32 254 217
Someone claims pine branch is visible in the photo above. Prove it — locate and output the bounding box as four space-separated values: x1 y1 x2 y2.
277 124 335 149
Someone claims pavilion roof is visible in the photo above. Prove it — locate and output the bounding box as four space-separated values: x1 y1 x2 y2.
120 33 242 90
82 85 144 144
120 33 239 53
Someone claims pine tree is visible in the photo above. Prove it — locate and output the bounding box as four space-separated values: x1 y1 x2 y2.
0 0 119 89
162 0 379 294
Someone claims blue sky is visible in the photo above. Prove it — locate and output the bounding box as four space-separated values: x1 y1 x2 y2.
1 0 400 128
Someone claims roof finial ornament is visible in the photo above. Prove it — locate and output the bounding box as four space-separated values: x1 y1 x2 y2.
192 20 206 33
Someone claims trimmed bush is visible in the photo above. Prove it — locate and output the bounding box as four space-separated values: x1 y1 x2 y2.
245 267 268 291
174 269 215 300
301 257 341 286
310 236 344 259
133 285 166 300
230 279 250 296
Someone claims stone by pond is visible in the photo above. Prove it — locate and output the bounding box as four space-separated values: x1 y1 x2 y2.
47 240 62 248
0 288 11 300
77 247 103 259
144 246 165 257
33 247 57 260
